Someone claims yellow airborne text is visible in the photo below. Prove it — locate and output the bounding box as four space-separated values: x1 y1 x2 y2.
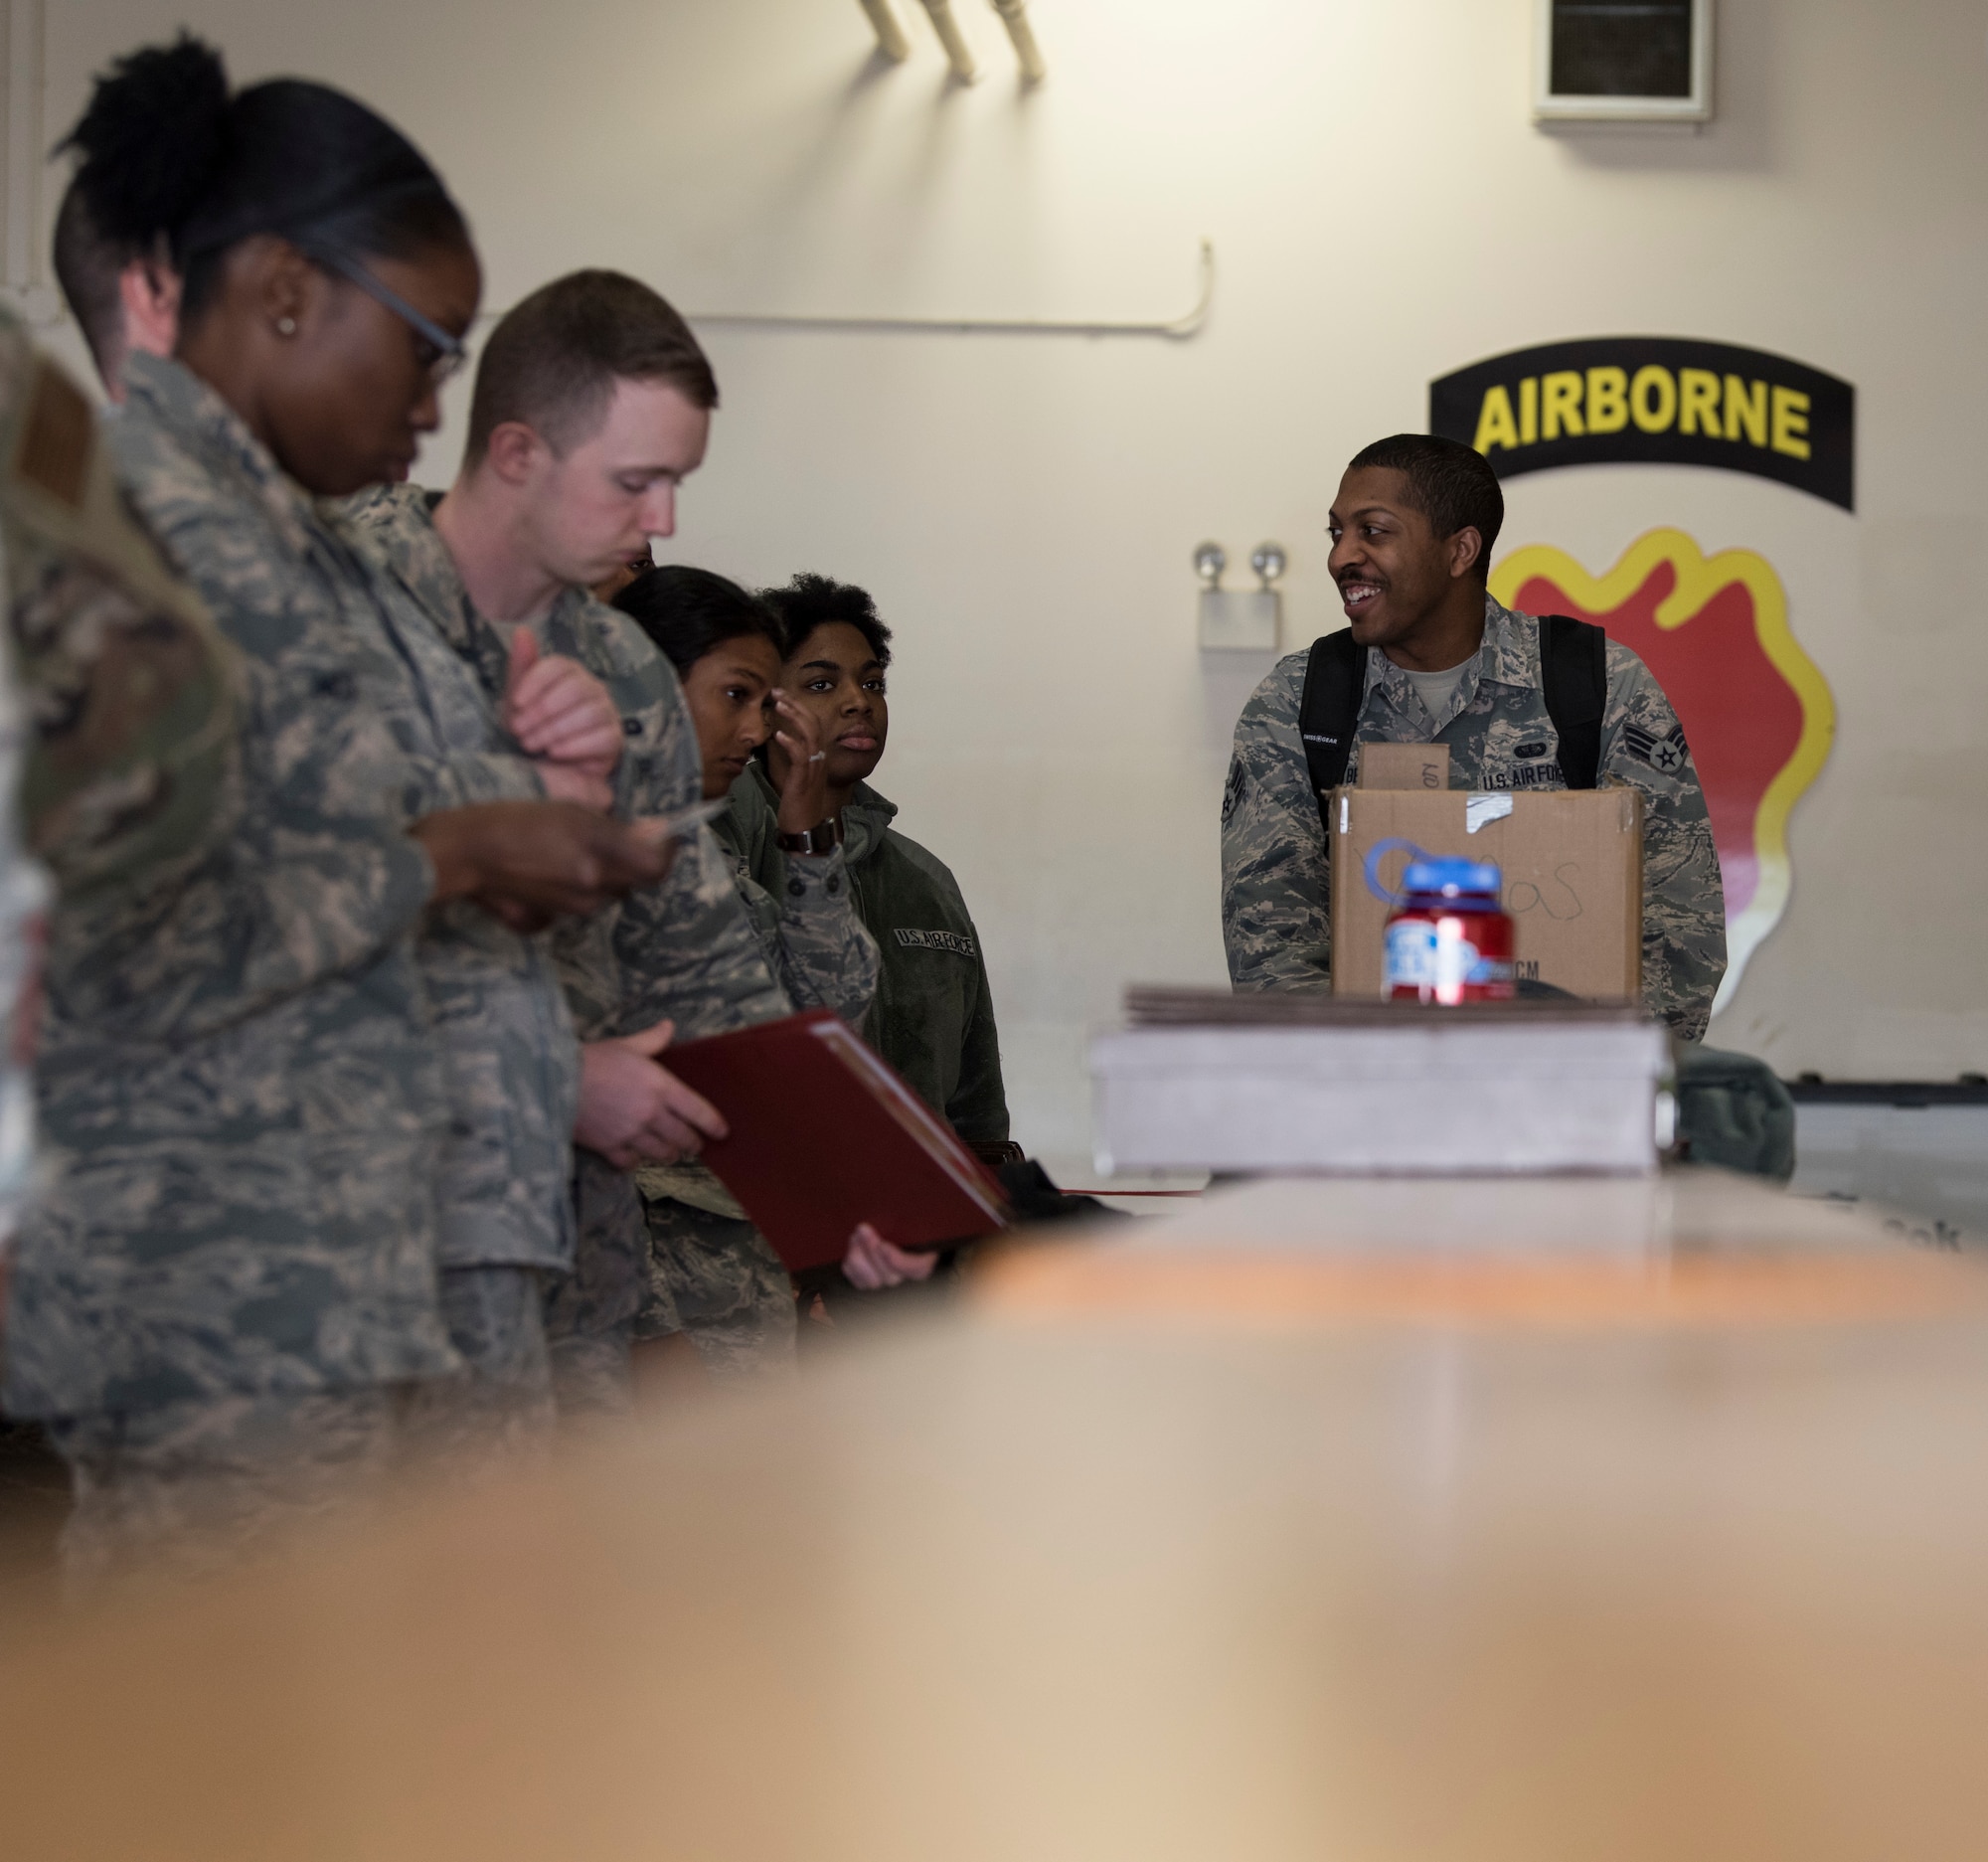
1472 368 1811 460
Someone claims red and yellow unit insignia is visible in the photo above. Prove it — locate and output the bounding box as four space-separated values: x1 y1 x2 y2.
1490 530 1835 1007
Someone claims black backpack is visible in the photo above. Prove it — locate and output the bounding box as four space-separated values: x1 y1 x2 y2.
1296 615 1606 832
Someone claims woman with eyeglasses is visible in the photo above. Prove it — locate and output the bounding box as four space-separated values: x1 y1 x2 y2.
3 37 664 1582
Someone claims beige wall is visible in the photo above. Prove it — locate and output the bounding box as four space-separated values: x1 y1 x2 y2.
15 0 1987 1151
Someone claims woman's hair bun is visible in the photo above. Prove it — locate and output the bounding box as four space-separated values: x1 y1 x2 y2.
60 33 231 249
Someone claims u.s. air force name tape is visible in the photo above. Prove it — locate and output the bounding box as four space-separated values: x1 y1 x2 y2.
1428 337 1855 511
895 928 976 956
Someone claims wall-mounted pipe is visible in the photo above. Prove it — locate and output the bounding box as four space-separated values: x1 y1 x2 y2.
856 0 911 63
915 0 978 83
988 0 1047 83
397 240 1220 344
682 239 1216 341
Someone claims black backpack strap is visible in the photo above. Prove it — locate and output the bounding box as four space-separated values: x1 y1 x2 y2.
1539 614 1607 790
1296 630 1367 830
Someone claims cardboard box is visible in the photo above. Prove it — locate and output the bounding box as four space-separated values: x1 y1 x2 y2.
1328 785 1643 1003
1358 742 1451 791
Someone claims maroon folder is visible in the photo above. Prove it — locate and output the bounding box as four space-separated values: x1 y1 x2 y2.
663 1010 1012 1272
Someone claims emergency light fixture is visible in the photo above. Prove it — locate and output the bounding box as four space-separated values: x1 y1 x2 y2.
1196 542 1284 652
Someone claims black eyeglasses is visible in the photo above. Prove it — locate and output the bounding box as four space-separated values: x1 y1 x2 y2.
304 244 469 386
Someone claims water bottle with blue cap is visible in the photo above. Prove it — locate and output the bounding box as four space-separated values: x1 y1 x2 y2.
1383 854 1515 1005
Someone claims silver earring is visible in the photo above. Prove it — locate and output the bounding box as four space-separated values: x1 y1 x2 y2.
275 316 297 336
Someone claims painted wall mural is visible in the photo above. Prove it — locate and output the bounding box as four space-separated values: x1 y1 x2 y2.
1435 336 1850 1010
1488 532 1835 1009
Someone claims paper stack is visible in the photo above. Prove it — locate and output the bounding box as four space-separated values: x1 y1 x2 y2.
1091 990 1672 1178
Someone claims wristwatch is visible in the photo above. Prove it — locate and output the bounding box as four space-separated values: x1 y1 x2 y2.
775 817 843 856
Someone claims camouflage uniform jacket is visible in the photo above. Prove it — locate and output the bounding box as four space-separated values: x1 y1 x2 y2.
1221 592 1727 1040
346 486 791 1335
627 760 877 1359
0 319 241 1248
722 761 879 1026
0 316 238 905
841 781 1009 1142
4 355 461 1420
330 517 580 1275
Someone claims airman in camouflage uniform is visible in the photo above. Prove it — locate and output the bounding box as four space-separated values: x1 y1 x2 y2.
0 315 240 1267
349 485 800 1397
327 514 585 1462
0 324 237 897
626 764 881 1380
711 759 879 1026
1221 592 1727 1039
0 352 467 1578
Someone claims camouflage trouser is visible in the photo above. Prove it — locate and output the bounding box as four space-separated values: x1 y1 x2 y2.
539 1155 649 1422
401 1264 557 1469
546 1327 635 1423
46 1387 407 1593
636 1198 797 1381
45 1268 557 1591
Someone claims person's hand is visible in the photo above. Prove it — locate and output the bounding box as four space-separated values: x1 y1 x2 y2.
506 628 622 809
575 1019 729 1169
841 1222 938 1291
770 689 833 836
414 800 675 931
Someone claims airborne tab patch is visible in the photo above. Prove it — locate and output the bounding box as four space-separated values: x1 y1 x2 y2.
1429 336 1855 511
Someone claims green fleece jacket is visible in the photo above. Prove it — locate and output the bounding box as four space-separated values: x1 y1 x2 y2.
739 762 1009 1141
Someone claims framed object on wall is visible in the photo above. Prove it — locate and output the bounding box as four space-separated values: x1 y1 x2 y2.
1533 0 1713 124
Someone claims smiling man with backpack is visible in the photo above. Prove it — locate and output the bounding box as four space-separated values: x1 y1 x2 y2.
1220 432 1726 1040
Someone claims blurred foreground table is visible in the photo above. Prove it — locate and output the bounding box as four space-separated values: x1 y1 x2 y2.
5 1171 1988 1860
980 1166 1984 1324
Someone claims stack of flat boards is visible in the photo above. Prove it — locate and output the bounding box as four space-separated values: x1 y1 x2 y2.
1090 990 1672 1177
